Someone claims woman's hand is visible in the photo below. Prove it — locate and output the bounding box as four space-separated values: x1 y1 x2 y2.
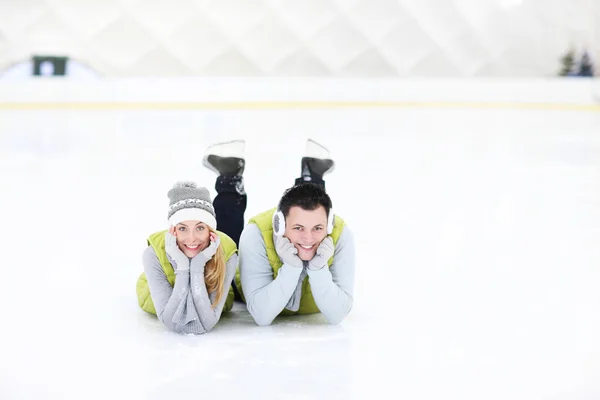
165 228 190 271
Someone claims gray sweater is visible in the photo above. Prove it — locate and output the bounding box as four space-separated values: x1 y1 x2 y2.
142 246 237 334
238 223 355 326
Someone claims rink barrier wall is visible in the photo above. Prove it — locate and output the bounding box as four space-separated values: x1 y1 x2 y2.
0 78 598 112
0 100 598 112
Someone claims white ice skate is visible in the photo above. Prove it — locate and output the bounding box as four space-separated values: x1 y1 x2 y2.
301 139 335 180
202 139 246 176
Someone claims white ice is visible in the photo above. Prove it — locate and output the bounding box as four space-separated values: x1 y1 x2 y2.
0 99 599 400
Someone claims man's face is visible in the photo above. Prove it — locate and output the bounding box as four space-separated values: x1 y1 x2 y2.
284 205 328 261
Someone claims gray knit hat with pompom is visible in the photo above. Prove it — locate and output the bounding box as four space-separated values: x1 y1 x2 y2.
167 181 217 230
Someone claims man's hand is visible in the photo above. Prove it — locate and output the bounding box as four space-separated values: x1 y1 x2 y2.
308 236 334 271
275 235 304 268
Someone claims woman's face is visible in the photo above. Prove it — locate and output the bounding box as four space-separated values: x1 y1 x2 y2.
170 220 211 258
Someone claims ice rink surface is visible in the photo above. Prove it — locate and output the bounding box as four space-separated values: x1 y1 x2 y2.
1 99 599 399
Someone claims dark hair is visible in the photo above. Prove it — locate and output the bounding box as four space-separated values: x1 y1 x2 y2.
278 183 332 218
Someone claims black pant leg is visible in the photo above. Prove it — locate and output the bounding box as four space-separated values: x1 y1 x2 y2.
213 175 246 302
213 175 246 247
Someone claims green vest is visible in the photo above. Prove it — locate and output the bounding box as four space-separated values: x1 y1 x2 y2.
136 230 238 315
235 207 345 315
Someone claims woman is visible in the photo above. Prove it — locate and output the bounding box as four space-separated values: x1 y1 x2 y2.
136 181 238 334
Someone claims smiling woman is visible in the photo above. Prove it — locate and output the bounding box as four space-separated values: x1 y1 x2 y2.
135 181 239 335
171 221 212 257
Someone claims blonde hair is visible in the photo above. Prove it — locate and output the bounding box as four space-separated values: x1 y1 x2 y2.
204 227 226 308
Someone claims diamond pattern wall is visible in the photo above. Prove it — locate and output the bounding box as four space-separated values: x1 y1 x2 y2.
0 0 597 77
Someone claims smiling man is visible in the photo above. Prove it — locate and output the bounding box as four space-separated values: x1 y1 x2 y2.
237 182 356 326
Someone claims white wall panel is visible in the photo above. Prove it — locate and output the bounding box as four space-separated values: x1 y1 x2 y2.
0 0 598 77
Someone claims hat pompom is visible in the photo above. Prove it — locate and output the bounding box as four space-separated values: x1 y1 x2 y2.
173 180 198 189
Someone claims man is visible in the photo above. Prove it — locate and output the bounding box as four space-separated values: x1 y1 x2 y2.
203 138 356 325
238 182 355 325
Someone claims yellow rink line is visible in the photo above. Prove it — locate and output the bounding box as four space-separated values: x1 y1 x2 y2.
0 101 599 112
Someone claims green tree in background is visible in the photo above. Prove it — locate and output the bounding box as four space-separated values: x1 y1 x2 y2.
577 50 594 77
558 48 576 76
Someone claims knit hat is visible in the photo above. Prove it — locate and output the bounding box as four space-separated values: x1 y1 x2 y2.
167 181 217 230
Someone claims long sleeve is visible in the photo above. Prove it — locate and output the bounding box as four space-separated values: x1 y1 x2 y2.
239 224 303 326
189 253 238 332
142 246 205 334
306 226 355 324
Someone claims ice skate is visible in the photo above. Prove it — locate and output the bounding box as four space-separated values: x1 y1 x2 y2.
300 139 335 182
202 139 246 176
